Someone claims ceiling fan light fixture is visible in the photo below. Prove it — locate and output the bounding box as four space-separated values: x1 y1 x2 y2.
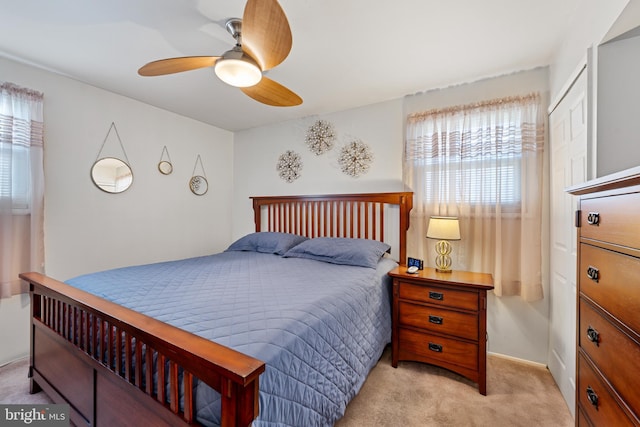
137 4 300 106
214 49 262 88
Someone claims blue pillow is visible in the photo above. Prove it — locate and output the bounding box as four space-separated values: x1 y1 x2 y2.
283 237 391 268
226 232 308 256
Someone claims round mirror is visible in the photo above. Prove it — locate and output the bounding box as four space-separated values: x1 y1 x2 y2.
189 175 208 195
158 160 173 175
91 157 133 193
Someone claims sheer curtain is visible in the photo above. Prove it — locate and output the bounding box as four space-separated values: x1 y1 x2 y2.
0 82 45 298
404 94 545 301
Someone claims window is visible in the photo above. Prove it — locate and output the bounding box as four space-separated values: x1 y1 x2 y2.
0 142 31 213
421 155 522 208
404 93 545 301
0 82 44 298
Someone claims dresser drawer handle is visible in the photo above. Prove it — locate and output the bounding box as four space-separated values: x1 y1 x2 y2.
429 315 443 325
586 212 600 225
428 342 443 353
586 326 599 346
429 291 444 301
586 386 599 408
586 266 599 282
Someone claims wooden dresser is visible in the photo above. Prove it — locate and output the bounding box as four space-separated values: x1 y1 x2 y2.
568 167 640 426
388 266 494 395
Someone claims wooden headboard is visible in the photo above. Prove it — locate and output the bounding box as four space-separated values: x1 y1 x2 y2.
251 192 413 264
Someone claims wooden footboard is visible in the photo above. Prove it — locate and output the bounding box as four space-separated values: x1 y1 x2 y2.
20 272 265 427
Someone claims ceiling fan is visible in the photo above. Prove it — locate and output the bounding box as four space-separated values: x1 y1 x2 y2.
138 0 302 107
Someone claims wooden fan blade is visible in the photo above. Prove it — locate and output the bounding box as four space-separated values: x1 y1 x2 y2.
138 56 219 76
240 76 302 107
242 0 292 71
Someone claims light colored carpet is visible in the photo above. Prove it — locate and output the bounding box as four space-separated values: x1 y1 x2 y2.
0 358 51 405
336 348 574 427
0 348 573 426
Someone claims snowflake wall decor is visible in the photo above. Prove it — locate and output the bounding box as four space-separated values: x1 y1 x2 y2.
338 139 374 178
305 120 336 155
276 150 303 183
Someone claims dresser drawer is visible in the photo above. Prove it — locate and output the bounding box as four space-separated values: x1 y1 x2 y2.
398 328 478 371
398 301 478 341
577 352 634 427
579 298 640 414
580 244 640 333
576 406 590 427
397 281 478 311
580 191 640 249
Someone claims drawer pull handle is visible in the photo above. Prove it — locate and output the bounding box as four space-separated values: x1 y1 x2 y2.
429 315 444 325
587 325 600 346
586 212 600 225
586 266 599 282
586 326 599 346
586 386 599 408
429 291 444 301
428 342 443 353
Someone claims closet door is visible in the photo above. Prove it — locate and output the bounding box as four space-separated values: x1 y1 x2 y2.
548 68 588 417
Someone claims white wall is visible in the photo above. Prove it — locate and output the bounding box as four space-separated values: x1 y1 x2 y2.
0 57 234 365
3 0 634 368
548 0 630 181
404 68 552 364
549 0 629 103
597 32 640 176
232 99 406 239
0 294 31 365
232 69 552 364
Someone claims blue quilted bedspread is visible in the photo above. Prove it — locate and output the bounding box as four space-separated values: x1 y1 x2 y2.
66 251 396 426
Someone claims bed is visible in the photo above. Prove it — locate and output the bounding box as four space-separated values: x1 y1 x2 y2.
19 192 413 426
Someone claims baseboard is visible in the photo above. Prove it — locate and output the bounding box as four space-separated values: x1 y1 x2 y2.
488 351 547 369
0 355 29 370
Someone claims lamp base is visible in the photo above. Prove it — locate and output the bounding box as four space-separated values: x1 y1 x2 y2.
433 240 453 273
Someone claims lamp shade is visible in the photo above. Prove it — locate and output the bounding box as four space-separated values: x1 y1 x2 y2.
426 216 461 240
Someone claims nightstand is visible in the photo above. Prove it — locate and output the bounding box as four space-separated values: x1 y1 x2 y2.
388 266 494 395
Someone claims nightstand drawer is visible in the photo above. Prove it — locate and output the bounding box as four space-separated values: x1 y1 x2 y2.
398 301 478 341
397 281 478 311
398 328 478 371
578 352 634 427
580 192 640 250
389 266 493 395
580 243 640 333
579 298 640 414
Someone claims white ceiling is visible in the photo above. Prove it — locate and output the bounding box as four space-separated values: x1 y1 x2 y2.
0 0 581 132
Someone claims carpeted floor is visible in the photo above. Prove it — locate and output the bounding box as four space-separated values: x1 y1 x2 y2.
336 348 573 426
0 347 573 426
0 358 50 405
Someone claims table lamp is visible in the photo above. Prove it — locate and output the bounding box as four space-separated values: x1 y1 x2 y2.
426 216 461 273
